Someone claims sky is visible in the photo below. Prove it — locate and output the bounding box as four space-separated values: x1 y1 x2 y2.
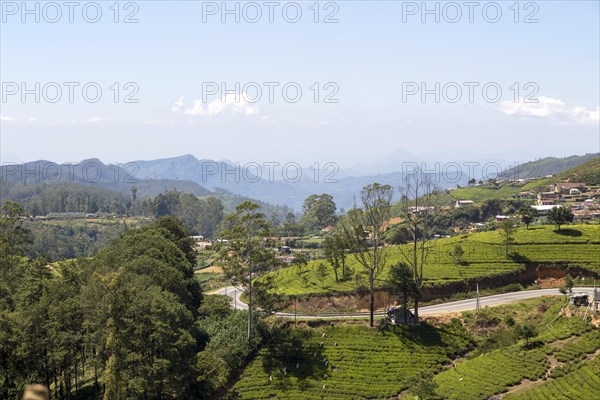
1 0 599 168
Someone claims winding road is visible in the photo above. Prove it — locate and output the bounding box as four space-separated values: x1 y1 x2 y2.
210 286 597 319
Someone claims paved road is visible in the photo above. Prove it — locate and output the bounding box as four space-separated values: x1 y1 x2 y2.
212 286 248 310
210 286 596 319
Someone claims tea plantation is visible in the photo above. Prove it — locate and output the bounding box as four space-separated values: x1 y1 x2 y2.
230 298 600 399
434 344 550 399
231 322 474 399
505 357 600 400
434 300 599 399
264 225 600 296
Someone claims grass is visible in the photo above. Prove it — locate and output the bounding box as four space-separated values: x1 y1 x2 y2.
262 225 600 296
195 270 229 291
555 157 600 186
472 224 600 244
300 238 325 244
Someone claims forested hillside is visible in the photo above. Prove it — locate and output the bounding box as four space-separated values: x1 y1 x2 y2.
497 154 599 180
0 204 268 399
0 180 293 262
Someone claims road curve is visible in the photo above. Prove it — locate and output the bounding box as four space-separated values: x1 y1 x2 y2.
210 286 596 319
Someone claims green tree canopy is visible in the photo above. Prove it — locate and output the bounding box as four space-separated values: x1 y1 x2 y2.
300 193 337 232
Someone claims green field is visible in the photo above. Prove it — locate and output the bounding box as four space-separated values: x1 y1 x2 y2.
230 298 600 399
232 321 474 399
449 179 550 202
505 358 600 400
434 300 597 400
553 330 600 363
435 344 550 399
263 225 600 296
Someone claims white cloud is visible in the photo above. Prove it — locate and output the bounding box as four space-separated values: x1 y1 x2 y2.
499 96 599 125
172 94 260 117
28 117 37 122
303 120 331 127
171 96 185 113
142 119 176 126
0 114 15 122
85 116 107 123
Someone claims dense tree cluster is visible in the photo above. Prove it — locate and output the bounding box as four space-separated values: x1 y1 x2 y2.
23 220 129 261
146 190 224 237
1 182 295 241
0 187 229 262
1 183 129 216
0 203 264 399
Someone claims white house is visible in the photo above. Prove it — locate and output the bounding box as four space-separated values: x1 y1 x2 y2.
531 204 561 215
455 200 475 208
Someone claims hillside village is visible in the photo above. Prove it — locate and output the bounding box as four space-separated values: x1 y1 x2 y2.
446 178 600 234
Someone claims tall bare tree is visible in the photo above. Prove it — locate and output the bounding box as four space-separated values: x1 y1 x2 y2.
342 183 393 327
398 168 439 322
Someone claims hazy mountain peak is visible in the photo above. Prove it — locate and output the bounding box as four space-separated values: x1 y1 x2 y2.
176 154 199 161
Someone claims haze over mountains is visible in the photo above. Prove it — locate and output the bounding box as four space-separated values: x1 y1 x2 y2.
131 153 475 210
2 152 597 211
0 158 212 198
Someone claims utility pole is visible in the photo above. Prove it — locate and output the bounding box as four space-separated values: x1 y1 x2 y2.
476 283 481 314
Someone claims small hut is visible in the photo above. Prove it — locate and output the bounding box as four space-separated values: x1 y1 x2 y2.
568 292 589 307
386 306 415 325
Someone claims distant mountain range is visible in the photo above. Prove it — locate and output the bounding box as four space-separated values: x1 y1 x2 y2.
0 158 212 198
3 153 596 211
0 159 292 217
130 154 478 210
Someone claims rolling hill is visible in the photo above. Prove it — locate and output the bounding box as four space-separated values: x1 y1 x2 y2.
497 154 599 180
424 155 599 205
0 159 292 217
555 157 600 186
262 225 600 297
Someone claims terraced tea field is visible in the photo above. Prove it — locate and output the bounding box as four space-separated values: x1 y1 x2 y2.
448 180 550 202
231 322 474 399
434 344 550 399
263 225 600 296
231 298 600 399
505 358 600 400
554 330 600 363
434 301 600 400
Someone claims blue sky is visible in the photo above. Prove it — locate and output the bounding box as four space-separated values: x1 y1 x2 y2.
1 0 599 166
